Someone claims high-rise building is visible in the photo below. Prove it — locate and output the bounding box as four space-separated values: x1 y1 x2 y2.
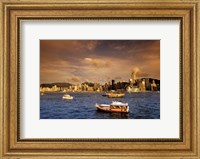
131 70 137 84
151 80 157 91
111 80 115 90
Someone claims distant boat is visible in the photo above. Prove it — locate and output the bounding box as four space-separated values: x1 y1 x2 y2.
107 93 125 98
62 94 73 100
40 92 44 96
95 101 129 113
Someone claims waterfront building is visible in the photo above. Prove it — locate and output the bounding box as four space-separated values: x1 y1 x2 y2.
131 70 137 84
138 79 146 92
141 78 160 91
127 70 140 92
104 83 109 91
40 85 60 92
127 86 140 92
111 80 116 90
87 86 94 92
151 80 158 91
81 83 88 91
73 85 78 91
52 85 60 91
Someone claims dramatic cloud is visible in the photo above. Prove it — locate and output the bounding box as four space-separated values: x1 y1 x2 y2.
132 67 149 78
132 67 140 74
40 40 160 84
137 72 149 78
84 57 112 68
71 76 81 82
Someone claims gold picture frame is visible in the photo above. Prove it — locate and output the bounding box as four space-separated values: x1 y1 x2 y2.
0 0 199 158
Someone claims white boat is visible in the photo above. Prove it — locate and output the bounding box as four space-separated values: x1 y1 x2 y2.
62 94 73 100
95 101 129 113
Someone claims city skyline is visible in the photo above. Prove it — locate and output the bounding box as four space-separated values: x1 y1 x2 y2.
40 40 160 84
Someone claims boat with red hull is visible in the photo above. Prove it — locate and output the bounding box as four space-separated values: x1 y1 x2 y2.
95 101 129 113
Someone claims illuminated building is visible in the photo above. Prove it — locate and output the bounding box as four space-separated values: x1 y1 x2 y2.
131 70 137 84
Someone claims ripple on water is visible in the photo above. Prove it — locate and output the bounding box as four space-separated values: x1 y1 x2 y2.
40 92 160 119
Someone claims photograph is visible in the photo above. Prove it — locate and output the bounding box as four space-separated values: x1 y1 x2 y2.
40 40 160 119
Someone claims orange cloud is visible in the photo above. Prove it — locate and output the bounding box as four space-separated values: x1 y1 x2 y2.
40 40 160 84
84 58 112 68
132 67 149 78
71 76 81 82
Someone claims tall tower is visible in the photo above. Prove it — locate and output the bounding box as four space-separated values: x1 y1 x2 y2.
111 80 115 90
131 70 136 84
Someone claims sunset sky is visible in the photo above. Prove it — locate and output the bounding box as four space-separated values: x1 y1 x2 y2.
40 40 160 84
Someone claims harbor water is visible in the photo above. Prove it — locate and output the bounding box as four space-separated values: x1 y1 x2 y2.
40 92 160 119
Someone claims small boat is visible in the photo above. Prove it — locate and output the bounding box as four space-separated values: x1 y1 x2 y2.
107 93 125 98
40 92 44 96
95 101 129 113
62 94 73 100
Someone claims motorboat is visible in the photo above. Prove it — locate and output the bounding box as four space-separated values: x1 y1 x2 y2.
62 94 73 100
107 93 125 98
95 101 129 113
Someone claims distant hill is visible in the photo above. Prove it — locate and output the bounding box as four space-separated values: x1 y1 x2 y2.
81 82 94 87
40 82 72 88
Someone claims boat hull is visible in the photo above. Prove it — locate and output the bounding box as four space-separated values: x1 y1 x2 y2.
96 104 129 113
62 96 73 99
63 97 73 99
107 93 125 98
